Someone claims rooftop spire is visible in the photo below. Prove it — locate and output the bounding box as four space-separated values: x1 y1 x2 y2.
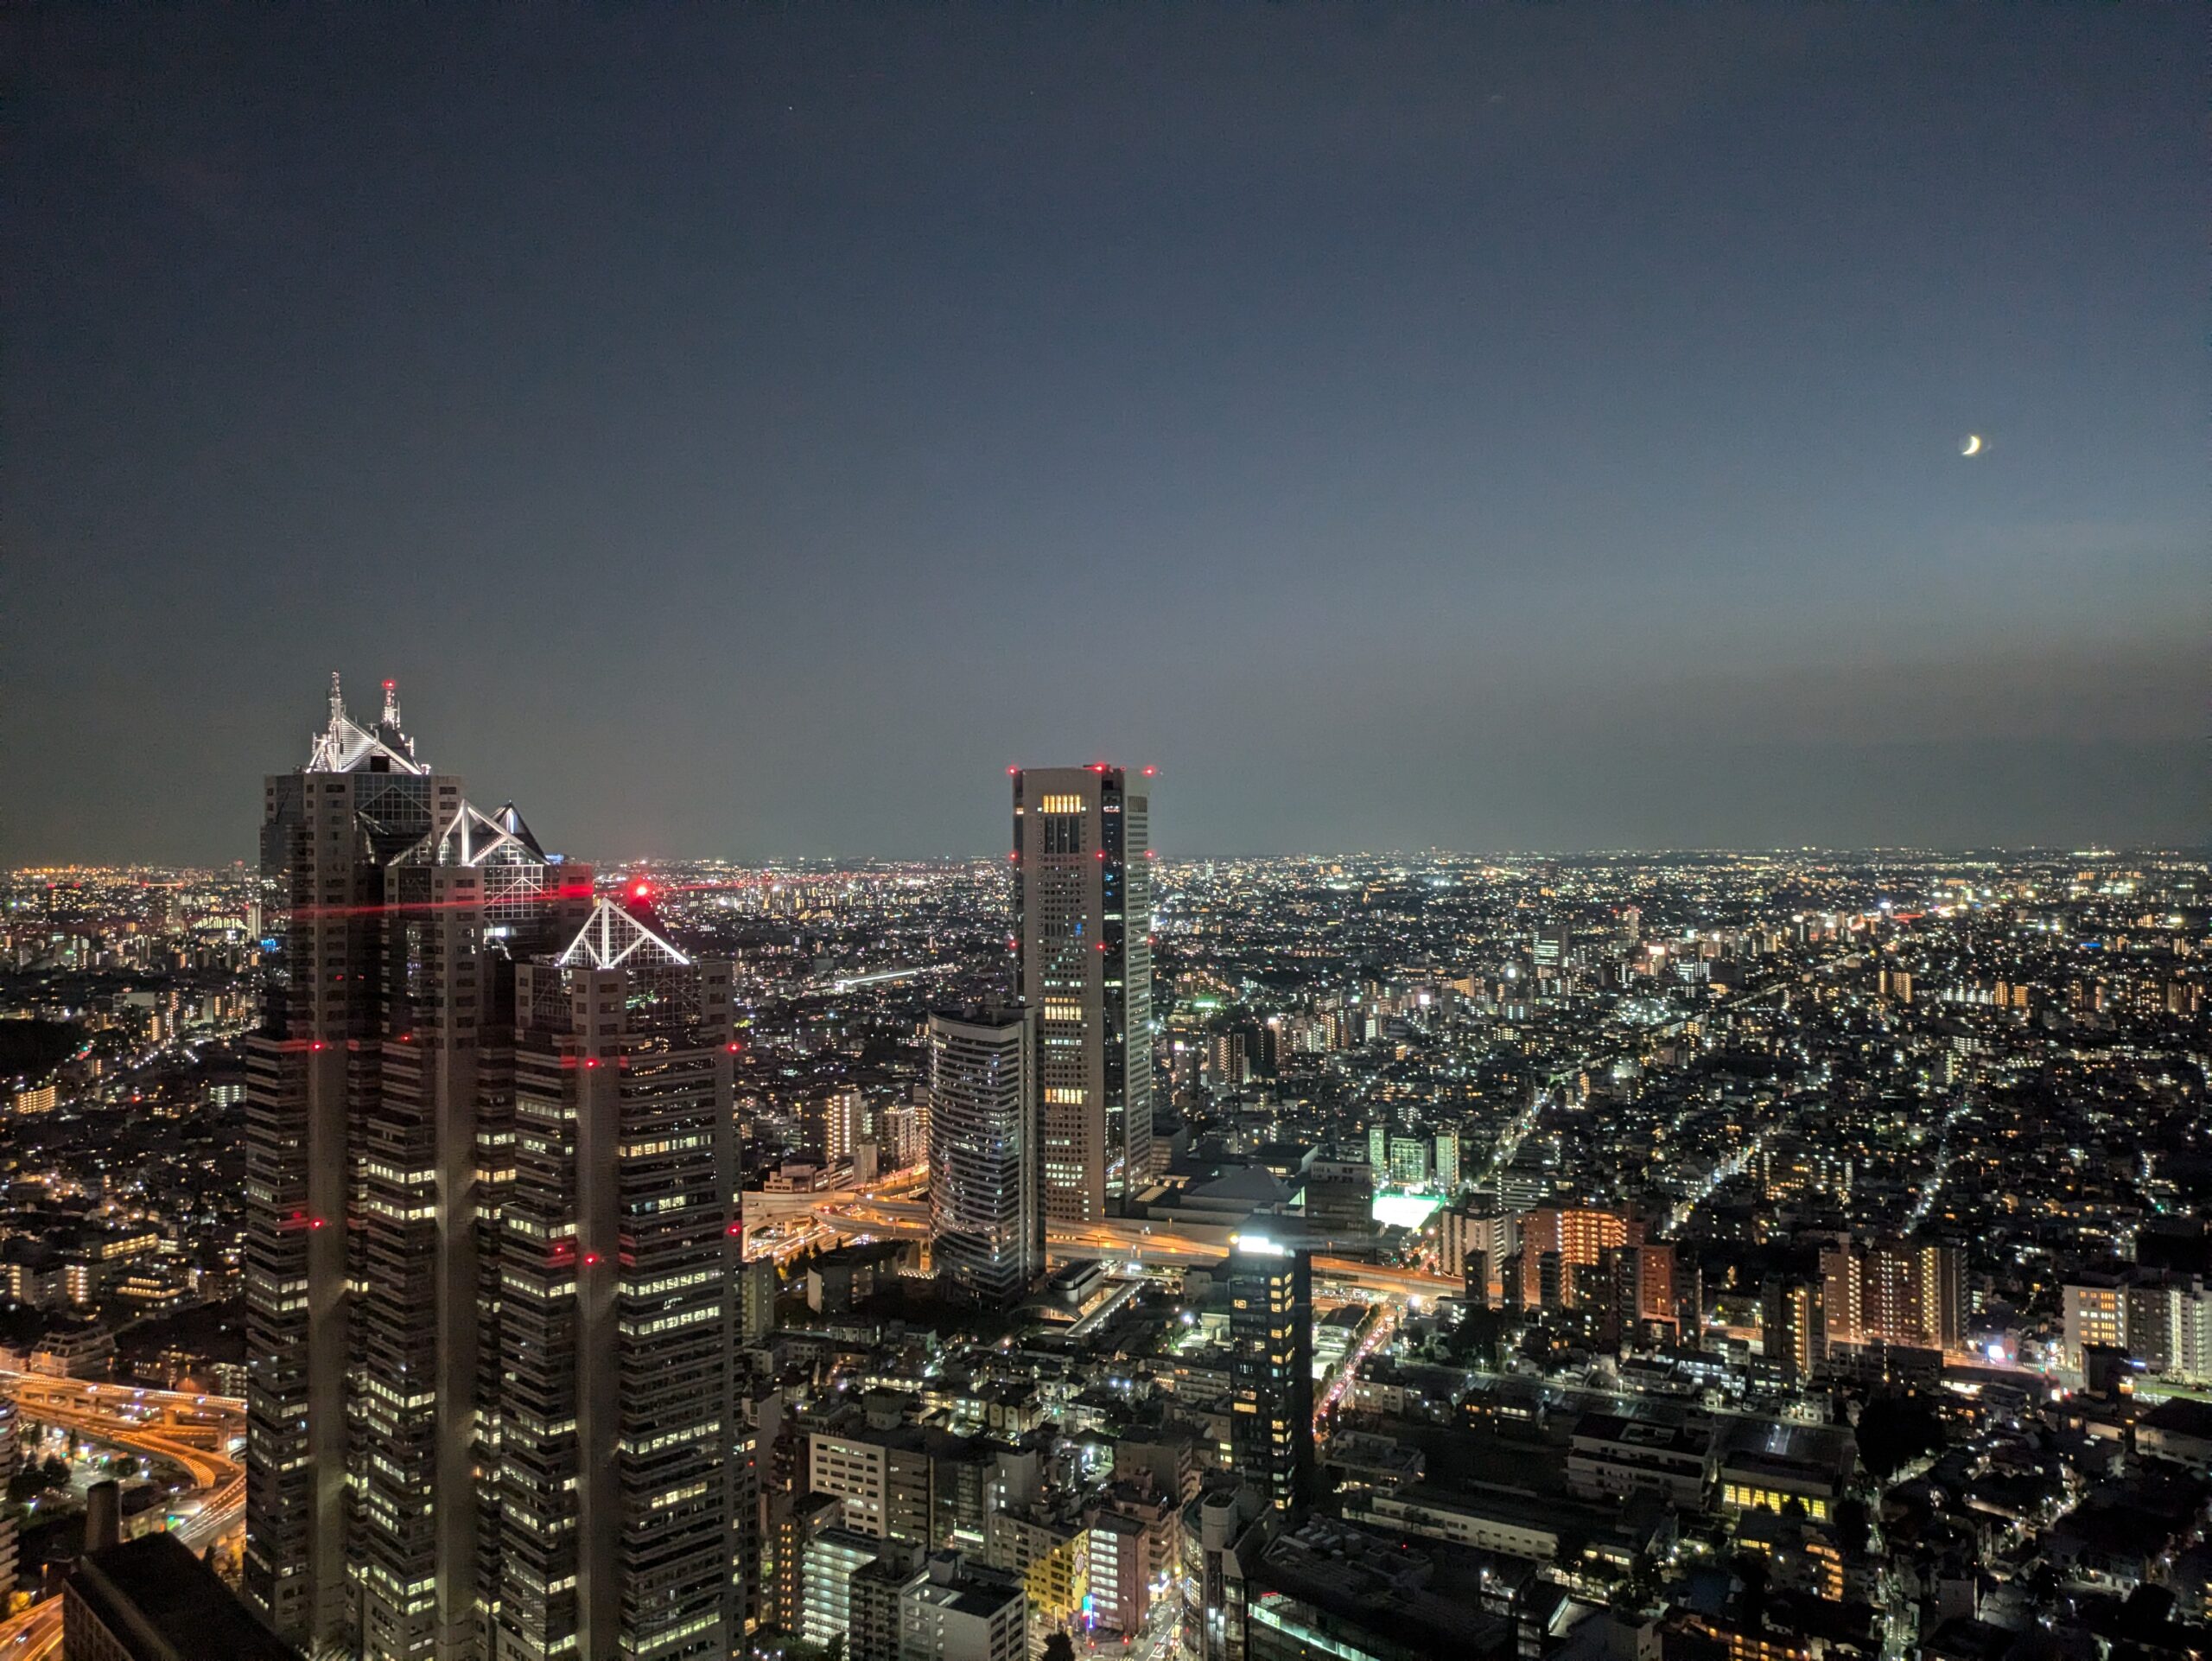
305 671 428 775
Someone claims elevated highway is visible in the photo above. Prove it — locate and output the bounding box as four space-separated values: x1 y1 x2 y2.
0 1374 246 1660
811 1196 1459 1301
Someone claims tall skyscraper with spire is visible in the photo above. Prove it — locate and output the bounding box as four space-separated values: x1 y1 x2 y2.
244 678 747 1661
1010 766 1154 1222
245 674 459 1651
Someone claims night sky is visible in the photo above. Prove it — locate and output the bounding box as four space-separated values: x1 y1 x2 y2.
5 10 2201 865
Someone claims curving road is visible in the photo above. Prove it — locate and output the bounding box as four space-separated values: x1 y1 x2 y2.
0 1373 246 1659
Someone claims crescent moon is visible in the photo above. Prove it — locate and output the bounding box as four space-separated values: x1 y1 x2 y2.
1961 434 1983 456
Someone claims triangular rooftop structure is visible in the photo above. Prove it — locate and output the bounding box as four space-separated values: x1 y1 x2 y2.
305 672 427 774
492 802 547 857
415 799 548 868
556 901 691 970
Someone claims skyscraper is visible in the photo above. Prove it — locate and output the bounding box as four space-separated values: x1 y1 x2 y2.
244 679 746 1661
1010 766 1153 1222
1225 1238 1313 1518
926 1007 1044 1307
245 676 462 1651
494 900 742 1661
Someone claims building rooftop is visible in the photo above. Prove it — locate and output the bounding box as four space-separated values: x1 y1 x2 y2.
1255 1517 1516 1661
1573 1409 1714 1457
66 1532 301 1661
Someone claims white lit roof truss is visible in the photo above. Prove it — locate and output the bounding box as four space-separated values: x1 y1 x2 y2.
556 901 691 970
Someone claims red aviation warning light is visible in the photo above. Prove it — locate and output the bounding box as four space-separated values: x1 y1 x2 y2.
630 878 652 901
1142 766 1156 777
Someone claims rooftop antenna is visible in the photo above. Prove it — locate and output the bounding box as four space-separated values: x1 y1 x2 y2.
327 670 346 726
381 678 402 729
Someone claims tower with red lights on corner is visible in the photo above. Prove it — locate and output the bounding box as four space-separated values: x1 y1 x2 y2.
244 676 750 1661
245 671 458 1650
504 899 744 1661
1009 765 1154 1224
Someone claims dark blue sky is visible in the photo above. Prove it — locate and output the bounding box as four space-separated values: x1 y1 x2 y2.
5 9 2201 863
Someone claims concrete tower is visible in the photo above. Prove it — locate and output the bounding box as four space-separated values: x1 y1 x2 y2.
1010 766 1154 1221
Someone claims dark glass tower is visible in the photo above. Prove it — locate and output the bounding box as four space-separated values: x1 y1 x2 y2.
926 1005 1043 1307
1225 1240 1314 1518
244 679 744 1661
245 677 456 1651
494 902 741 1661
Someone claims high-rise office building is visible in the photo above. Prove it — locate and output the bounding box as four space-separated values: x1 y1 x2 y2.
245 679 746 1661
926 1007 1044 1307
1225 1239 1313 1517
494 901 741 1661
245 677 462 1651
1011 766 1153 1221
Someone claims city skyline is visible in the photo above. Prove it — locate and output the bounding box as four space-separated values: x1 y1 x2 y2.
7 9 2202 866
0 719 2203 1661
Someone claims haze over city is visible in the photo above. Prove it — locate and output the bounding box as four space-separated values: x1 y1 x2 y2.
6 8 2202 865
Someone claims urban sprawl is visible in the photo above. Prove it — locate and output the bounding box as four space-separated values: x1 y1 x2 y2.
3 678 2208 1661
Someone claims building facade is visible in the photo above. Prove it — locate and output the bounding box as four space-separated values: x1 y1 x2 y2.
491 901 741 1661
1012 766 1154 1221
926 1007 1043 1306
1227 1241 1314 1518
1819 1238 1965 1353
1761 1276 1826 1383
244 679 746 1661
